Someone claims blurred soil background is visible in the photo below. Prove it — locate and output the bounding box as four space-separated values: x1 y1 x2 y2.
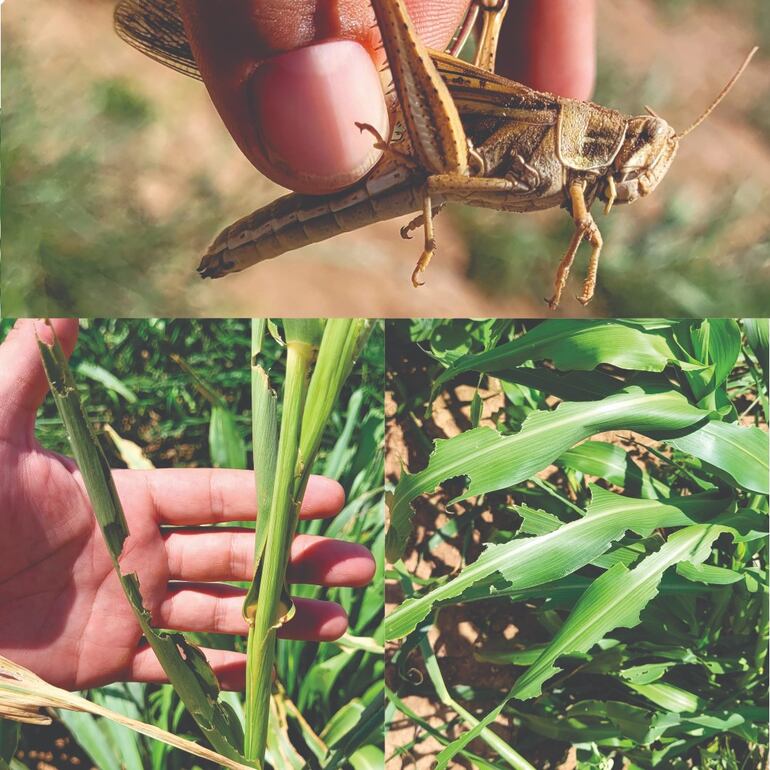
3 0 770 317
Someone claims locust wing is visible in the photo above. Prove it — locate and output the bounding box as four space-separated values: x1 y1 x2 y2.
114 0 201 80
431 50 558 126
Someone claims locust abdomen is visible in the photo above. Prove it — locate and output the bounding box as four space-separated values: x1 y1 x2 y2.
197 159 427 279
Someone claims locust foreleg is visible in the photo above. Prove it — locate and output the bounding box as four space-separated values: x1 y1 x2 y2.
411 194 438 287
401 202 446 240
547 180 604 310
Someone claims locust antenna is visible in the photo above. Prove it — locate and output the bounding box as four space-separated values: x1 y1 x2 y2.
678 47 758 139
644 106 661 118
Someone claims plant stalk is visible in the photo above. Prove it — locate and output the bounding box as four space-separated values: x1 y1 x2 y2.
245 335 315 763
244 319 371 766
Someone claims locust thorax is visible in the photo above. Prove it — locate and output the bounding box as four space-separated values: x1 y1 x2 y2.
598 116 679 208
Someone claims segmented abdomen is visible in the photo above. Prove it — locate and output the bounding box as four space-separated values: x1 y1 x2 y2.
197 164 425 279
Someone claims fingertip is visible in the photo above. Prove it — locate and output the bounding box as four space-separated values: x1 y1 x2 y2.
498 0 597 100
353 547 377 588
251 40 388 194
344 546 377 588
289 536 376 587
301 475 346 519
278 598 349 642
318 604 349 641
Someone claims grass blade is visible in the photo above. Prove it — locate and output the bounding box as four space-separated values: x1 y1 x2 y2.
323 688 383 770
419 637 534 770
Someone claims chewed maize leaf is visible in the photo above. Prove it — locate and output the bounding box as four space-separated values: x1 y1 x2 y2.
37 328 245 762
671 420 769 495
387 388 711 562
431 319 679 397
435 524 731 768
385 486 742 641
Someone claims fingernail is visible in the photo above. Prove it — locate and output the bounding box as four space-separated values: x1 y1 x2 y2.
251 39 389 194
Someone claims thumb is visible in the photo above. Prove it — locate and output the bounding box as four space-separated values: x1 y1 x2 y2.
175 0 468 195
0 319 79 442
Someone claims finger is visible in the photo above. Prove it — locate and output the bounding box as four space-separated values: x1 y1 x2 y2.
114 468 345 525
175 0 468 195
157 586 348 641
128 645 247 691
497 0 597 100
0 319 79 441
164 530 376 587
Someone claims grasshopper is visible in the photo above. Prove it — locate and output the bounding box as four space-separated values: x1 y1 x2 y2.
115 0 756 308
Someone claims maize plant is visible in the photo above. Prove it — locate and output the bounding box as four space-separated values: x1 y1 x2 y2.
0 319 384 770
385 318 769 770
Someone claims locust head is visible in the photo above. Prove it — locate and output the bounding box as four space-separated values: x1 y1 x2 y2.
601 116 678 208
598 47 757 214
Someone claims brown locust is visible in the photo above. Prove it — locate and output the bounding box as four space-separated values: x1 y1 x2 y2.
115 0 756 307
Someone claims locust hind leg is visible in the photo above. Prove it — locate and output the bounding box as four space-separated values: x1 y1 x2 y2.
547 180 604 310
370 0 469 175
473 0 510 73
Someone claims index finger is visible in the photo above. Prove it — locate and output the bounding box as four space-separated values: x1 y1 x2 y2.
497 0 597 100
114 468 346 525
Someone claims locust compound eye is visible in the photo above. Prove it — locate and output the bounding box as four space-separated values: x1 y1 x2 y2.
642 120 668 142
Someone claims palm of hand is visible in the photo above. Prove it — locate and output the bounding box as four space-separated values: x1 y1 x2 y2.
0 438 168 690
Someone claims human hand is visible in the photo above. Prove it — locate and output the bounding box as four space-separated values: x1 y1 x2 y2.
0 319 375 691
176 0 596 195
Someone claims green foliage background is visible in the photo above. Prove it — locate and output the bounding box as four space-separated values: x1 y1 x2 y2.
386 318 768 770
